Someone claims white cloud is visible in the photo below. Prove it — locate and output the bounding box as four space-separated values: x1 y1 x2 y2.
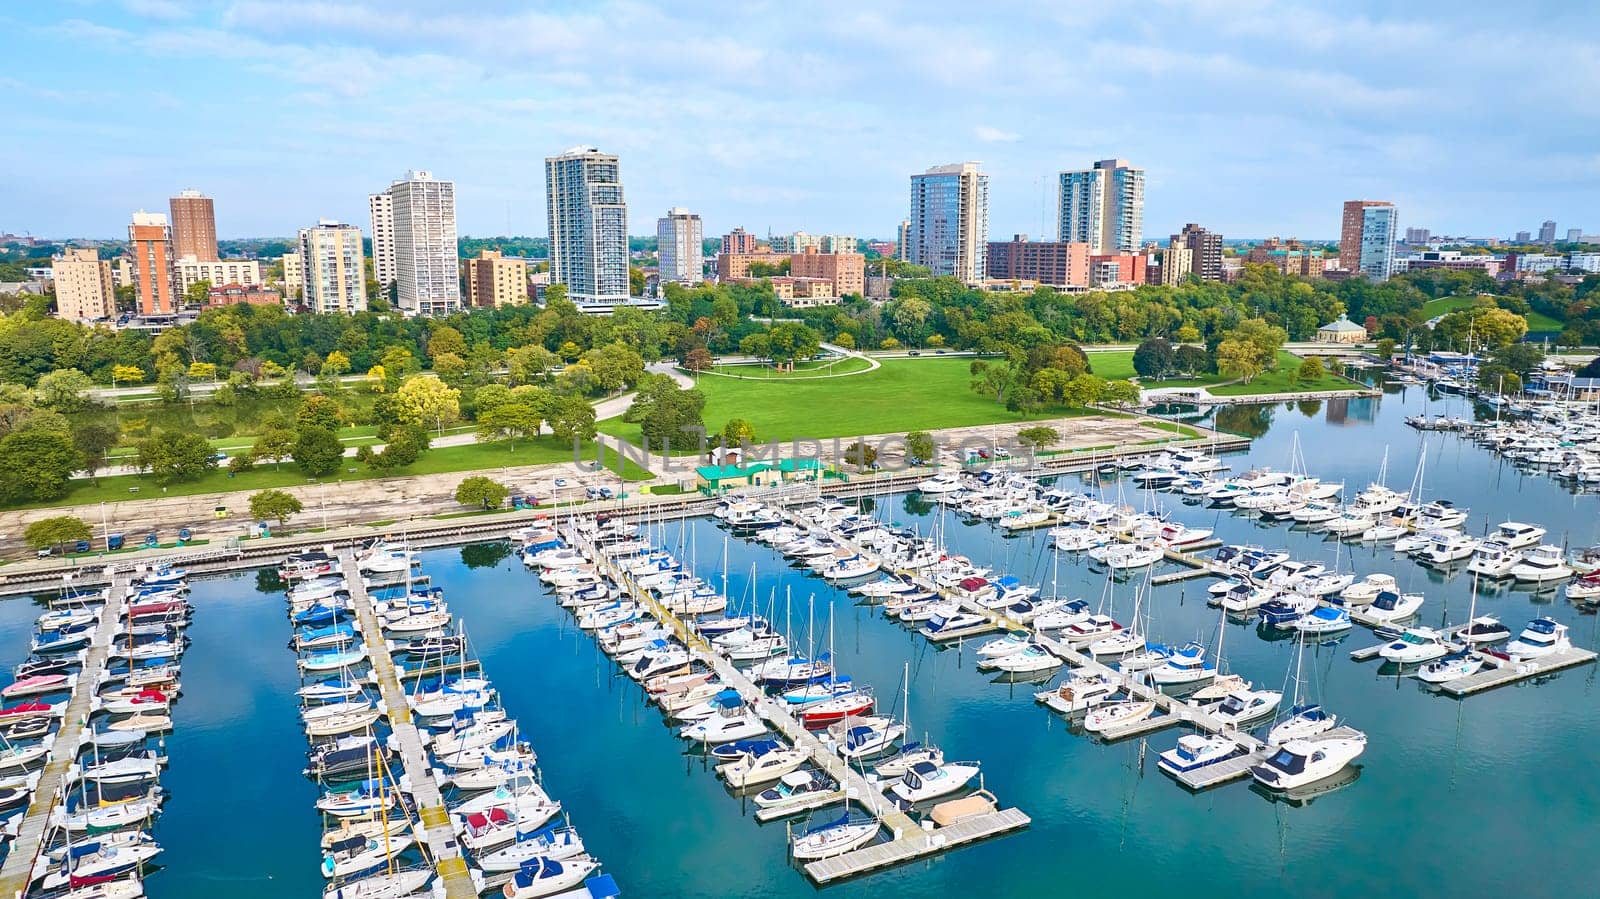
975 126 1020 143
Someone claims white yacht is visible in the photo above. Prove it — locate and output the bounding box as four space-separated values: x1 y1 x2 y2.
1157 734 1239 775
1417 533 1480 566
1510 545 1574 583
1209 688 1282 726
1378 627 1451 664
1250 731 1368 791
1338 573 1396 606
1493 521 1547 549
888 760 981 803
1035 674 1117 714
1465 542 1522 578
1504 617 1570 659
1082 699 1156 733
1360 590 1424 624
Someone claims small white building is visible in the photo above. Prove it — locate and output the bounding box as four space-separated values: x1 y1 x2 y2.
1316 314 1367 344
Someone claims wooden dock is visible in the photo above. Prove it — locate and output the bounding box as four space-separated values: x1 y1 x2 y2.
1438 646 1597 696
0 575 127 898
802 807 1031 883
342 553 476 899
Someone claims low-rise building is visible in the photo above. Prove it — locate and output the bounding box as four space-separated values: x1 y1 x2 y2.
175 257 263 295
767 276 840 307
788 248 864 296
716 249 784 281
1317 314 1368 344
1401 250 1501 277
1245 238 1328 276
1567 253 1600 273
51 248 116 321
694 457 823 491
1150 241 1192 286
465 249 529 307
206 283 282 307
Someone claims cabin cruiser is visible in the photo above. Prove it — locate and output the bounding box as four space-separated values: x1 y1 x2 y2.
888 759 980 804
1338 573 1397 606
1210 688 1281 726
1250 731 1367 791
719 743 809 788
1082 699 1156 733
1394 528 1459 556
1416 652 1485 684
1378 627 1451 664
1493 521 1547 549
1465 542 1522 578
1147 642 1214 685
1417 534 1480 566
1458 616 1511 644
1035 674 1117 714
1504 618 1570 659
1510 545 1574 583
1267 704 1337 744
1360 590 1424 624
1413 500 1469 531
1157 734 1239 775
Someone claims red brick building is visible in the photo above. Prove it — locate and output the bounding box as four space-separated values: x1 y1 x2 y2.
206 282 282 307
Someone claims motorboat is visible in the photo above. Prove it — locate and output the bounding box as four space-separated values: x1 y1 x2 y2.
1035 674 1117 714
1157 734 1239 775
1504 618 1570 659
2 674 73 699
1250 731 1367 791
1117 643 1173 673
887 760 980 804
1417 652 1485 684
1378 627 1451 664
499 854 599 898
1267 704 1337 744
321 832 416 880
1361 590 1424 624
790 813 880 860
1567 573 1600 601
831 716 906 760
1217 582 1278 613
1510 545 1574 583
755 770 835 809
1293 606 1352 635
679 707 765 743
1465 542 1522 578
1417 534 1480 566
797 691 875 729
1087 627 1144 658
1147 642 1215 685
1493 521 1547 549
974 633 1032 659
320 867 432 899
1414 500 1469 531
1082 700 1156 733
1210 688 1281 726
1257 594 1318 628
1458 616 1511 644
1338 573 1397 606
1059 614 1122 644
983 645 1064 673
1395 528 1458 555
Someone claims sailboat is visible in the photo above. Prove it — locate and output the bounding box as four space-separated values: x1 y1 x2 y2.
1418 573 1488 684
1267 630 1337 744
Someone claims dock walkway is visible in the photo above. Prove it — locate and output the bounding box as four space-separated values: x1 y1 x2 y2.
573 529 1031 885
342 553 475 899
0 575 126 897
1439 646 1597 696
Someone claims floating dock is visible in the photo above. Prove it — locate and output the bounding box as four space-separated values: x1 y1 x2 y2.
0 575 127 898
341 553 476 899
572 529 1031 886
1438 646 1597 696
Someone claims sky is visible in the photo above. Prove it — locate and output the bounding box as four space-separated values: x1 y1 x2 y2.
4 1 1599 243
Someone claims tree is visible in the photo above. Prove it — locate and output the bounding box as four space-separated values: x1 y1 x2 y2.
111 364 146 384
427 325 467 359
456 475 509 509
834 331 856 350
720 418 757 447
1131 338 1175 380
1216 339 1264 383
1435 306 1527 350
394 376 461 434
0 430 81 504
905 430 936 464
764 322 822 365
292 426 344 477
187 361 218 381
1491 342 1545 376
682 346 714 372
1100 379 1142 406
1375 338 1397 360
1173 344 1210 375
843 441 877 469
251 426 298 469
1297 356 1325 383
296 394 343 432
249 489 303 527
361 424 430 470
477 401 543 449
1061 373 1106 408
627 376 706 451
24 516 91 552
184 278 212 307
321 350 351 378
72 422 119 483
136 430 215 483
547 395 597 443
34 368 94 411
1016 426 1060 451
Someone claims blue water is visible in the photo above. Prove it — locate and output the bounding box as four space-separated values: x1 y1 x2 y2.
5 381 1598 898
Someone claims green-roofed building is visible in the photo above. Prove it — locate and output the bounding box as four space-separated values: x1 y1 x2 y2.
694 457 825 490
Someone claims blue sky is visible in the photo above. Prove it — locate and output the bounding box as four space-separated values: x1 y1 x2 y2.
4 1 1598 242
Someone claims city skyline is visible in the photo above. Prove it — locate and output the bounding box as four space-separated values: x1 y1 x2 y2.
3 2 1598 241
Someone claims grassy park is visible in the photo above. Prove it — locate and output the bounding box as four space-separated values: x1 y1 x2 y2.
602 357 1107 447
707 356 874 379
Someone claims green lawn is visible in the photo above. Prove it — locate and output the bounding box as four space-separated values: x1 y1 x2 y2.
708 356 873 379
1420 296 1476 319
1086 350 1225 389
1526 310 1563 331
605 357 1110 448
1207 351 1360 396
16 436 650 512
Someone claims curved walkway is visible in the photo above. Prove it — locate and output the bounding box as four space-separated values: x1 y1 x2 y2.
686 342 882 381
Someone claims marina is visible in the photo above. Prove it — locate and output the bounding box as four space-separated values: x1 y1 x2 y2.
0 382 1592 896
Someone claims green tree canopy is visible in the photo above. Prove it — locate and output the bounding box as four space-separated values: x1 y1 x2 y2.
249 489 304 527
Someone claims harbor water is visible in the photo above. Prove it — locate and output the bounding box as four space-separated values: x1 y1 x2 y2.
6 379 1598 898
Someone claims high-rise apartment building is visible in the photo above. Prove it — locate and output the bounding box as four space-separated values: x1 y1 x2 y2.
169 189 217 261
51 248 116 321
378 171 460 315
175 258 262 294
771 232 856 254
1567 228 1583 243
1339 200 1398 280
1152 242 1193 286
896 220 911 261
368 192 395 293
1172 223 1221 282
298 220 367 314
907 162 988 282
1405 227 1432 244
546 147 630 305
720 227 758 255
985 235 1089 288
128 211 177 315
280 251 304 300
657 208 704 286
1058 159 1145 254
1539 220 1557 244
465 249 529 307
